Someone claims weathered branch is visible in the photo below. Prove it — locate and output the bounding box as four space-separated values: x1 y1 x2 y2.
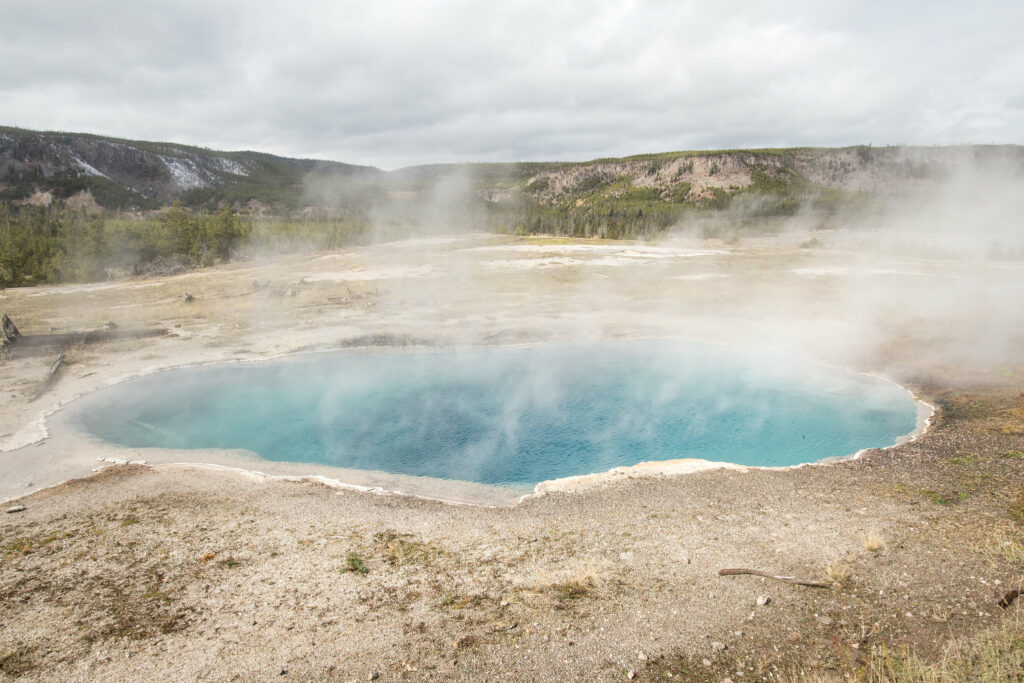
718 568 831 588
30 353 65 402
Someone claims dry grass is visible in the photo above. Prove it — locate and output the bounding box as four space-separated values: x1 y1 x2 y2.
534 561 605 602
984 532 1024 571
863 532 886 553
61 339 95 366
863 616 1024 682
372 530 441 567
825 561 852 587
793 616 1024 683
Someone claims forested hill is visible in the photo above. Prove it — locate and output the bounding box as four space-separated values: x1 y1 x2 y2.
3 126 1023 218
0 126 381 211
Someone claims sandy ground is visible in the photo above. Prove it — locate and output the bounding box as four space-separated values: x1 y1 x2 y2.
1 232 1023 681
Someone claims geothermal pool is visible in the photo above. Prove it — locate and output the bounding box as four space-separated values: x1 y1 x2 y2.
72 342 921 489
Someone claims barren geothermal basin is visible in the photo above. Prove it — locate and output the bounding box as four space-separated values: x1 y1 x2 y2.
64 341 924 496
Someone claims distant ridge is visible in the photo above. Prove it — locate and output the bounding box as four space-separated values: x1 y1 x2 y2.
2 125 1022 215
0 126 381 210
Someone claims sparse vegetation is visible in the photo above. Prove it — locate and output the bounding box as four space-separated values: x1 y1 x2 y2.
922 489 951 506
856 617 1024 683
345 551 368 575
373 530 440 567
534 562 604 604
0 646 37 677
825 561 852 586
985 532 1024 569
863 532 886 553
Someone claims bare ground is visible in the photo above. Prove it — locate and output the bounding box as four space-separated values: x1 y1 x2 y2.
1 234 1023 681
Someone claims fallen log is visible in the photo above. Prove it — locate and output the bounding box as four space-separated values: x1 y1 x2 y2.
30 353 64 402
5 327 166 356
718 568 831 588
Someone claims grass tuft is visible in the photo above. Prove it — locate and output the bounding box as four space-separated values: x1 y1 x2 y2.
536 561 605 603
863 532 886 553
825 561 852 587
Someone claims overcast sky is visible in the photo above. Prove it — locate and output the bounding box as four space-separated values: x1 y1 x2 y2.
2 0 1022 169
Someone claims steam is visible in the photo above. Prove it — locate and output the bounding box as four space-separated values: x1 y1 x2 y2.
231 141 1024 382
17 146 1024 485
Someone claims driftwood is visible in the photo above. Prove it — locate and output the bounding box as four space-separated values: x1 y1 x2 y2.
718 568 831 588
30 353 64 402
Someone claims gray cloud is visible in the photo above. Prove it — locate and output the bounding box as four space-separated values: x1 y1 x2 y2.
1 0 1021 168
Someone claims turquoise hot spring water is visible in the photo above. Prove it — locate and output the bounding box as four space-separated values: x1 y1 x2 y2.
72 341 922 490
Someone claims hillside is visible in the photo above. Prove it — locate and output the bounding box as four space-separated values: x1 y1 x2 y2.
3 126 1022 222
0 126 381 211
3 127 1024 287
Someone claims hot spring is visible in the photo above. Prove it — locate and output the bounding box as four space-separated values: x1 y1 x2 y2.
70 341 923 491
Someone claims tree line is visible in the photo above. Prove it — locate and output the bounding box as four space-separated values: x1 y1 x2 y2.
0 202 251 287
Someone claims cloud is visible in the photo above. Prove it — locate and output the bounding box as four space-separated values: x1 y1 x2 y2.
0 0 1021 167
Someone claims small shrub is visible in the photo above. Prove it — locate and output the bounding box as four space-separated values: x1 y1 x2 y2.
345 551 368 575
